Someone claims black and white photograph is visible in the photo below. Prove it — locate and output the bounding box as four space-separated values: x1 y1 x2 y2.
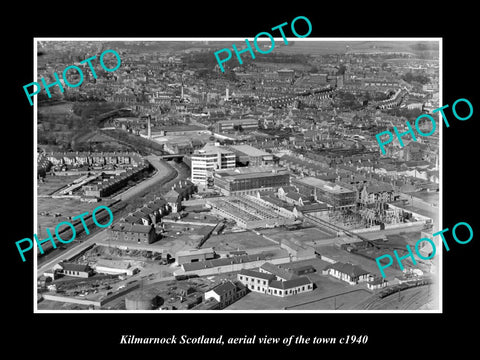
32 38 441 313
6 5 478 355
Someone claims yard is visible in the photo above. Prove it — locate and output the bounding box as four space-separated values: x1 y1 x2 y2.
259 226 336 245
203 230 276 251
37 197 105 239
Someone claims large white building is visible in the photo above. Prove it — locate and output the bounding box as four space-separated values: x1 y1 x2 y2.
204 280 247 309
237 268 313 297
191 143 236 186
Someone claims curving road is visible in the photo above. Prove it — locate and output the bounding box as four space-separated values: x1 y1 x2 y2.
37 155 188 276
113 155 176 202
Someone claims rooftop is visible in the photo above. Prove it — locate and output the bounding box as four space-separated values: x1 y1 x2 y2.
209 281 237 296
59 262 92 272
228 144 271 157
268 276 312 290
260 262 297 281
183 253 268 272
175 247 215 257
193 143 235 156
295 177 355 194
239 268 276 281
324 262 370 278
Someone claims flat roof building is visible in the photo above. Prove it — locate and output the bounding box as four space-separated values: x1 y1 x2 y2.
204 280 247 309
109 223 157 244
213 166 290 196
292 176 357 209
207 195 297 229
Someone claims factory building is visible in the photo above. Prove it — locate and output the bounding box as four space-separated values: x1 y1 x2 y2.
213 166 290 196
226 144 276 166
191 144 236 186
292 176 357 209
322 262 372 285
125 289 163 310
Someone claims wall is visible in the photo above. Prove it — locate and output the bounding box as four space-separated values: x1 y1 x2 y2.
174 256 292 277
41 283 140 308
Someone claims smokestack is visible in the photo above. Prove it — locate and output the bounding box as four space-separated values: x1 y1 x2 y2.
147 117 151 139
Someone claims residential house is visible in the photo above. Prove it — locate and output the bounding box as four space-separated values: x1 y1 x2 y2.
237 268 314 297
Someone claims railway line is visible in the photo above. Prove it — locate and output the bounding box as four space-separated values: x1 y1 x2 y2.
359 282 434 310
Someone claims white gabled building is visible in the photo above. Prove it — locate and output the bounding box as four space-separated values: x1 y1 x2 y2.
237 268 313 297
322 262 372 285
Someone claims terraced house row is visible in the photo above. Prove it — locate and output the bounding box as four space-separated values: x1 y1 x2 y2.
45 151 144 167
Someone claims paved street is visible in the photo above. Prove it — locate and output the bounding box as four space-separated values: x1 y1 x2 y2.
113 156 176 201
37 155 188 276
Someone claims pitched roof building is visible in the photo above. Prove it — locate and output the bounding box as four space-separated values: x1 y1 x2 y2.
322 262 372 285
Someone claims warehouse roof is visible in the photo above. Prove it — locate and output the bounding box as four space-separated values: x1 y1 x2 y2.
182 253 268 272
268 276 312 290
228 144 271 157
239 269 276 281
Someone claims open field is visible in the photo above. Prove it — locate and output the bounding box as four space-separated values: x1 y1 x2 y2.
37 197 105 238
203 230 276 251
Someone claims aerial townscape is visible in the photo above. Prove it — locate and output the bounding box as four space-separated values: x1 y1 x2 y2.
36 39 440 311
